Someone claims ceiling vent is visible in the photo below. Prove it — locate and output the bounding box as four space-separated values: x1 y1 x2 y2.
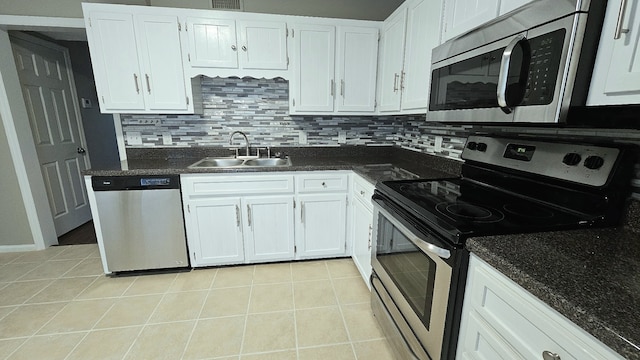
212 0 244 11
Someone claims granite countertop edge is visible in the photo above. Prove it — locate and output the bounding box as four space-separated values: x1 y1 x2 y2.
467 228 640 360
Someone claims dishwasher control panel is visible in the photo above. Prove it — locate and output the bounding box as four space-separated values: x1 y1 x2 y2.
140 178 171 186
92 175 180 191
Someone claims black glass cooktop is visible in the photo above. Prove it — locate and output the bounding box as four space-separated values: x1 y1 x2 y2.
376 178 600 244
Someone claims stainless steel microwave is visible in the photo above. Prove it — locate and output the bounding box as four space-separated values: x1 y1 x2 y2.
427 0 607 123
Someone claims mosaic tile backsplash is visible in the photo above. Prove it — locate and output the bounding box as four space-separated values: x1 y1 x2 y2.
120 77 640 197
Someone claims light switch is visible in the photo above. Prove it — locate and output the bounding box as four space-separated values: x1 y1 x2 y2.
299 130 308 145
162 132 173 145
338 131 347 144
81 98 92 109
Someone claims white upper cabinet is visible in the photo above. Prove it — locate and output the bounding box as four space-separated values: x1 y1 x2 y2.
442 0 500 42
238 20 288 70
186 17 288 71
83 3 194 114
290 23 379 115
588 0 640 105
186 17 238 68
291 24 336 113
377 0 443 114
335 26 379 112
378 8 407 112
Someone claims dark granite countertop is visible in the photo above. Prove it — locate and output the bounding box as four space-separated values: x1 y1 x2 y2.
84 146 462 183
467 201 640 359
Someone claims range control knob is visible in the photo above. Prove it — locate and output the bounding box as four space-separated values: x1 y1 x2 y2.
467 141 477 150
562 153 582 166
584 155 605 170
476 143 488 152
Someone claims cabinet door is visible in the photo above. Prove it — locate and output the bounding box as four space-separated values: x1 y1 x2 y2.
135 14 188 111
291 24 336 112
187 17 238 68
184 197 244 266
85 11 145 112
335 26 378 112
587 0 640 105
401 0 443 111
297 193 347 258
238 20 288 70
378 9 407 112
351 197 373 288
243 196 295 263
442 0 500 42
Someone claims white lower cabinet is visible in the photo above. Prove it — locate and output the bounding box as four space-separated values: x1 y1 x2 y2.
350 174 375 287
184 197 245 266
182 172 349 267
243 196 295 262
296 193 348 258
457 254 624 360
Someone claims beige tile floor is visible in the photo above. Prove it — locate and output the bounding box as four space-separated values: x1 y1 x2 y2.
0 244 396 360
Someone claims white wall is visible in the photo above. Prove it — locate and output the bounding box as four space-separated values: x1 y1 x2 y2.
0 0 403 20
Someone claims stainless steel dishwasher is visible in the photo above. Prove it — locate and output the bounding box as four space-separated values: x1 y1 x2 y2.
91 175 189 273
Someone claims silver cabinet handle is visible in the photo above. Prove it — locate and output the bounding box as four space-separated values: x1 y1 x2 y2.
542 351 561 360
133 74 140 94
614 0 630 39
360 190 365 195
235 205 240 228
340 79 344 96
247 204 251 227
231 44 237 51
393 73 399 92
242 45 247 51
301 203 305 224
330 79 335 96
145 74 151 94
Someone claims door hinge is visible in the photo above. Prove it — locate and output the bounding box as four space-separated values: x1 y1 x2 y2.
286 26 289 37
187 204 191 213
292 98 296 107
193 252 196 260
293 200 296 208
186 96 189 105
287 56 289 66
101 96 105 103
346 196 349 207
88 18 92 27
188 53 191 62
178 22 181 31
294 245 297 253
378 32 380 42
291 29 294 38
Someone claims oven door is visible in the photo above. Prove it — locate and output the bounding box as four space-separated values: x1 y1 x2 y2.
371 196 453 360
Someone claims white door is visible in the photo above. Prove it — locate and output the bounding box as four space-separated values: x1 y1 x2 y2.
84 11 145 112
335 26 379 112
401 0 443 111
238 20 288 70
11 34 91 236
297 193 347 258
135 14 188 112
291 24 336 112
185 197 245 267
442 0 500 41
378 9 407 112
243 196 295 262
187 17 238 68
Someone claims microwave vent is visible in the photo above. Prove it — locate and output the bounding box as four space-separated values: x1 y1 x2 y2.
212 0 243 11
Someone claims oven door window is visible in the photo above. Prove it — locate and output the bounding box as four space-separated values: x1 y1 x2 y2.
376 216 437 330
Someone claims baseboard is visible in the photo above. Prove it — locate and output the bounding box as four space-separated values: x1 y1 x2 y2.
0 244 37 253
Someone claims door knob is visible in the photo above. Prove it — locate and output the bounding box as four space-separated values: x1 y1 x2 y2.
77 147 86 154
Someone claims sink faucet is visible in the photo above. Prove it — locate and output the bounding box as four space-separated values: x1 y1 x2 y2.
229 131 250 157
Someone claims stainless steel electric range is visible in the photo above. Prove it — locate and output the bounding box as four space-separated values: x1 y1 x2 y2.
370 135 635 360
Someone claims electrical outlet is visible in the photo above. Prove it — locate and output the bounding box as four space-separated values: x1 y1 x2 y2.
80 98 92 109
434 136 443 152
299 130 308 145
162 132 173 145
126 131 142 146
338 131 347 144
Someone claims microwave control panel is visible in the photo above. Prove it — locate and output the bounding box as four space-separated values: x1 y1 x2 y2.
521 29 566 106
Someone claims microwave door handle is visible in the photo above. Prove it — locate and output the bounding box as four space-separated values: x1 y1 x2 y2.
497 34 527 114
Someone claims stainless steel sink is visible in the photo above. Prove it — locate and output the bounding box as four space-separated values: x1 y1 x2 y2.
188 157 291 168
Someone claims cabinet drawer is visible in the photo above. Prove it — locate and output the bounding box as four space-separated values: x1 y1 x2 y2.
181 174 294 196
353 175 375 208
463 256 623 360
296 173 348 193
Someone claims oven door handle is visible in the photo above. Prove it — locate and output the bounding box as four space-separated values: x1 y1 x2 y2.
497 33 530 114
377 206 451 260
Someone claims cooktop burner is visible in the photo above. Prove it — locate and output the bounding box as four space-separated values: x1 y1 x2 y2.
376 178 597 243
